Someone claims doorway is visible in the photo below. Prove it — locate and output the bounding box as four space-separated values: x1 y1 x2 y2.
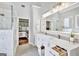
19 18 29 45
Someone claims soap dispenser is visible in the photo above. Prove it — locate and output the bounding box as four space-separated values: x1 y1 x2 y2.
70 32 75 42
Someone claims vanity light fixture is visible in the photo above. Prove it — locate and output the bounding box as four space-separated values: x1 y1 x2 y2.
58 3 64 11
52 2 65 12
42 2 71 18
61 3 65 7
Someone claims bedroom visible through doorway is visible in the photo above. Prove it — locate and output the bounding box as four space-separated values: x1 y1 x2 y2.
19 18 29 45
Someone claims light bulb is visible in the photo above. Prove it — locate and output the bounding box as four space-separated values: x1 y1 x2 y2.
56 6 59 9
65 3 71 8
62 3 65 6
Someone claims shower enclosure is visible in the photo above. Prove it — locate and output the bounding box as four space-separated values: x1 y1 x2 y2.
0 3 16 56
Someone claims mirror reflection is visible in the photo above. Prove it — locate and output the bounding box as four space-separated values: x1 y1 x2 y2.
41 3 79 33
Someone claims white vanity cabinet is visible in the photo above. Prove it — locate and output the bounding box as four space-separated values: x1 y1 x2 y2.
35 34 51 56
47 36 79 56
35 33 79 56
35 34 59 56
35 34 51 47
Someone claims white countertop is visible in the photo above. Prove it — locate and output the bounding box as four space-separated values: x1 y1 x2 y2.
36 33 79 51
52 37 79 51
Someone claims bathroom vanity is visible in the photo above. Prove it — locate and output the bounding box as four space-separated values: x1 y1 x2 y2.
36 3 79 56
35 33 79 56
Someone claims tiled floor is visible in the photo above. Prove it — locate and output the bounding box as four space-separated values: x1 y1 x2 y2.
15 44 39 56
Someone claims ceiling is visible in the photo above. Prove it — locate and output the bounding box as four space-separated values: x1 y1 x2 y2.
12 2 57 15
0 2 57 14
30 2 57 14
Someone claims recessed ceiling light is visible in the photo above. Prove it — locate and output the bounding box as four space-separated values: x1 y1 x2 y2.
21 4 25 8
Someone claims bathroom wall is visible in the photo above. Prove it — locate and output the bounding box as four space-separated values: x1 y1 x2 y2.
32 5 41 34
29 5 41 44
0 3 12 29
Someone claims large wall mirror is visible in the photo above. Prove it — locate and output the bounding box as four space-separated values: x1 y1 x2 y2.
41 6 79 33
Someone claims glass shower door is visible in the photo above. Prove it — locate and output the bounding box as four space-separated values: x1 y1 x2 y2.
0 16 12 30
